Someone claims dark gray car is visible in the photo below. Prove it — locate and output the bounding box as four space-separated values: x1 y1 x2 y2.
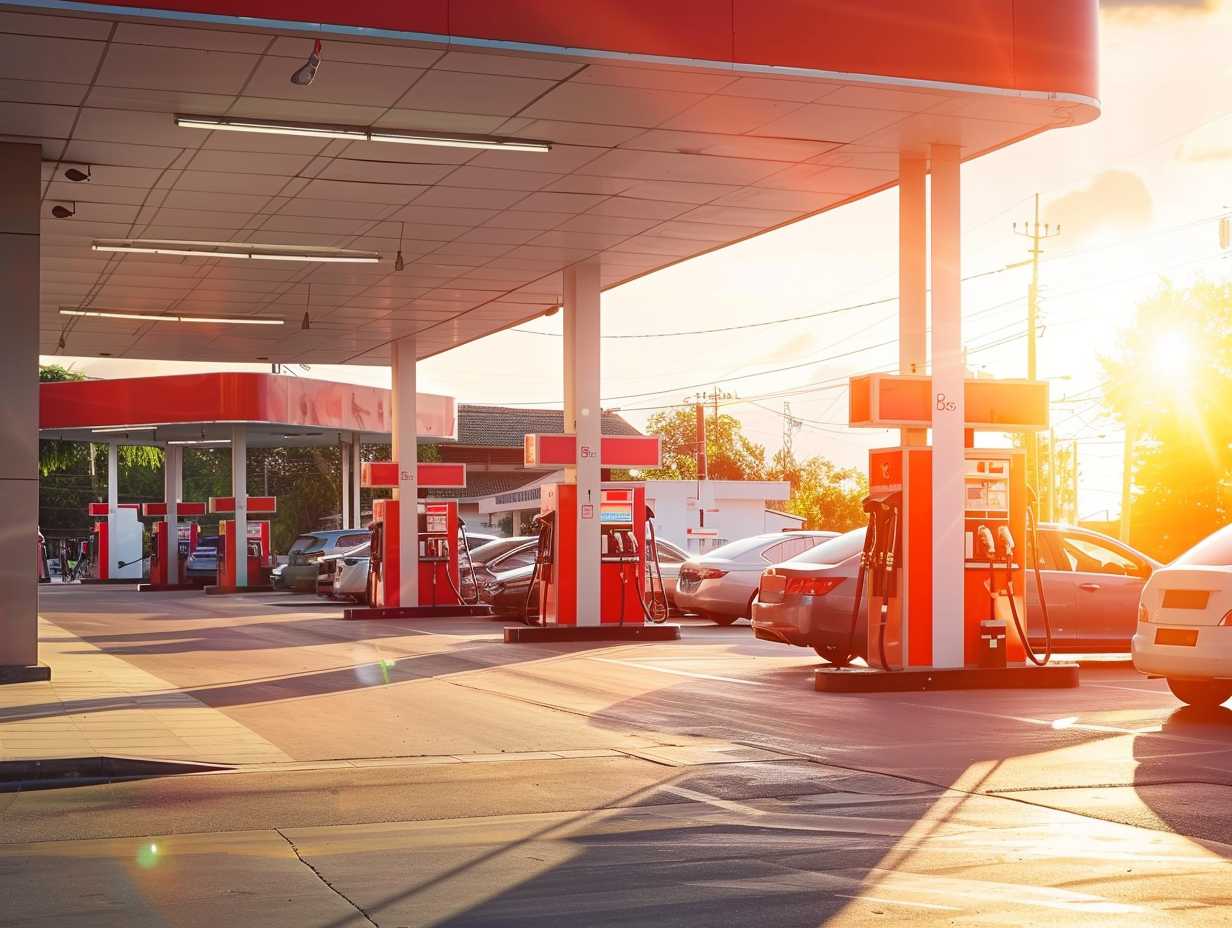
752 523 1161 661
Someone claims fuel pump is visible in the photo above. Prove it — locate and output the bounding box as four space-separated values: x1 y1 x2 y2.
644 505 670 624
419 502 461 608
856 493 902 671
600 492 643 625
523 511 555 624
986 489 1054 667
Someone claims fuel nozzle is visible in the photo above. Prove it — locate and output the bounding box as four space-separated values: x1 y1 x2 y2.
976 525 996 561
996 525 1015 562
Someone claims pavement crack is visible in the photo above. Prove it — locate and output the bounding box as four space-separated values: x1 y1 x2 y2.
275 827 379 927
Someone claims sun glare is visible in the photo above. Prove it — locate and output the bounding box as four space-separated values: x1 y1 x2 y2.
1152 332 1194 383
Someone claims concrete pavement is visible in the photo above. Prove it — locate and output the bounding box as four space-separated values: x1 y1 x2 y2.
0 585 1228 926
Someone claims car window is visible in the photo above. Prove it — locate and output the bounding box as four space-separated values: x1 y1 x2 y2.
336 533 369 549
1174 523 1232 566
796 529 866 564
705 535 781 560
764 536 819 563
1055 533 1143 576
493 547 537 571
652 542 686 564
289 534 319 553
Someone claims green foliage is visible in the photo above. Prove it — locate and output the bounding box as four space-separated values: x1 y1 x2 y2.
1100 280 1232 560
642 408 767 480
39 364 84 383
769 449 868 531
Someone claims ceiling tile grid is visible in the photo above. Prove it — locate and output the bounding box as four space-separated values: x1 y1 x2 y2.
0 6 1083 364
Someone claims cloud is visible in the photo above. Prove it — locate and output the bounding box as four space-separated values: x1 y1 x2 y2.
1044 170 1153 243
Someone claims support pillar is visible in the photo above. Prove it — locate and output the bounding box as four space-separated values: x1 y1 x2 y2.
929 144 966 668
164 444 181 584
341 435 351 530
107 441 119 534
351 433 362 527
0 142 42 681
232 425 248 588
563 263 602 627
899 154 928 447
391 336 419 606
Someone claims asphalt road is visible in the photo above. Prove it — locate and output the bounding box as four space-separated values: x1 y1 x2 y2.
2 587 1229 926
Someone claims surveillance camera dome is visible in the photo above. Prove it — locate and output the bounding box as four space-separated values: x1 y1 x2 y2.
64 167 90 183
51 204 74 219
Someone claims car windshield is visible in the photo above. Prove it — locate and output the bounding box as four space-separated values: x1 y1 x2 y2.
793 528 866 565
1173 524 1232 566
289 534 321 553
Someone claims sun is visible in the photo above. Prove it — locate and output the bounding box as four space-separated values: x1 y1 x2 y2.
1152 331 1195 384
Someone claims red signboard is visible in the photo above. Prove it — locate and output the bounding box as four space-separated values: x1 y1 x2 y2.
142 502 208 517
208 496 278 514
361 461 467 489
848 374 1049 432
87 503 140 516
39 372 457 440
523 434 661 469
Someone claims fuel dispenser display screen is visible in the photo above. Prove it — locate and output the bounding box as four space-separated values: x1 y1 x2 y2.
419 505 450 561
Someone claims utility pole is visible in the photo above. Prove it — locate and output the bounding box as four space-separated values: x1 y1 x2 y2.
686 387 735 532
1013 194 1061 502
782 401 802 463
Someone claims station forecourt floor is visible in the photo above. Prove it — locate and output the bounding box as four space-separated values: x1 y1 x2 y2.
1 583 1229 927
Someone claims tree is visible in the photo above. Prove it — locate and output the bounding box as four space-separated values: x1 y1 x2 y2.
642 408 767 480
769 449 868 531
1100 280 1232 560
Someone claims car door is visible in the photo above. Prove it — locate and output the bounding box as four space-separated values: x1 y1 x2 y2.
1051 530 1150 648
1023 529 1078 648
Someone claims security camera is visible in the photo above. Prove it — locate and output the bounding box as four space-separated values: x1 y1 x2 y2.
64 166 91 183
51 204 75 219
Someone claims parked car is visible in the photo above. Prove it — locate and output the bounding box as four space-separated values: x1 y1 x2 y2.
283 530 371 593
482 562 538 619
1134 524 1232 709
675 531 838 625
185 535 222 583
324 530 487 604
753 523 1160 662
479 538 689 621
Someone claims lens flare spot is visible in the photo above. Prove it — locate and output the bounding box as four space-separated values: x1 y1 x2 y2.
136 842 161 869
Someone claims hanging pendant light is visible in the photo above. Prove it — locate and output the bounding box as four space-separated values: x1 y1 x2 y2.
394 221 406 272
301 283 311 330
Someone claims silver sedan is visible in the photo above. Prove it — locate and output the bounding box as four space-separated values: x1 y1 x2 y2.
752 523 1161 660
675 531 838 625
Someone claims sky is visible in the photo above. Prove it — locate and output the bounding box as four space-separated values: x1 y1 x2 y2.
51 1 1232 522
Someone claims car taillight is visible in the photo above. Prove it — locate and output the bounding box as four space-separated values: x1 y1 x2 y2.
696 567 728 580
786 577 843 597
1138 603 1150 624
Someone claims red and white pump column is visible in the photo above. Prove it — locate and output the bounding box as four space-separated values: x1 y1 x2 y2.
391 335 419 609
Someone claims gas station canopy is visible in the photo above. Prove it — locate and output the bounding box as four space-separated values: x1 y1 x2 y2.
7 0 1100 365
38 372 456 446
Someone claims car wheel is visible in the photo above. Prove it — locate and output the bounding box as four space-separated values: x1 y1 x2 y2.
813 644 852 667
1166 678 1232 710
712 614 738 626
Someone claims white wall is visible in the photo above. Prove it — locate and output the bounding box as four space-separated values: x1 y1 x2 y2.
624 480 799 553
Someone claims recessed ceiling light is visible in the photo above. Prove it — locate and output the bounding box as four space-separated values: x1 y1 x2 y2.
91 239 380 263
176 114 551 152
59 307 285 326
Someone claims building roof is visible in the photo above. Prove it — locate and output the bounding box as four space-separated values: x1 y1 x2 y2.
456 405 641 449
426 470 541 502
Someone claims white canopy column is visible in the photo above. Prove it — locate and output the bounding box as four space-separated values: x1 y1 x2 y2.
164 444 181 584
563 262 602 627
232 425 248 587
929 144 966 668
391 336 419 607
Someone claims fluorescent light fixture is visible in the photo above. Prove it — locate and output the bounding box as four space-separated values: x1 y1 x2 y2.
92 425 156 434
60 308 285 326
175 115 365 140
92 239 380 264
176 114 551 153
167 439 231 446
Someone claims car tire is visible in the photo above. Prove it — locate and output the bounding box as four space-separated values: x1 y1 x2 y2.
1166 678 1232 710
813 644 851 666
712 614 738 626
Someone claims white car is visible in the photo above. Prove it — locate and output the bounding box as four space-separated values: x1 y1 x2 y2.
675 531 838 625
1133 524 1232 709
328 542 371 603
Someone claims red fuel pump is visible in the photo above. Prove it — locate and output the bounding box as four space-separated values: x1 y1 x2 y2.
365 498 474 609
85 502 143 583
529 484 656 626
143 501 205 589
216 520 272 589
